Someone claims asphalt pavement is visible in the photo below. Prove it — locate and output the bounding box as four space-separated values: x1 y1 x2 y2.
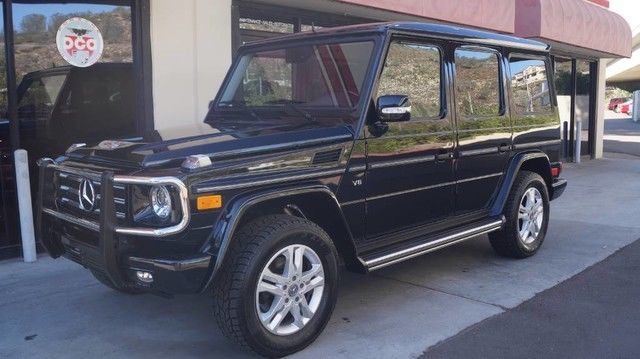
423 238 640 359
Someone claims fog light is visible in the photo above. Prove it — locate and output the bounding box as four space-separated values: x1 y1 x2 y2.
136 270 154 283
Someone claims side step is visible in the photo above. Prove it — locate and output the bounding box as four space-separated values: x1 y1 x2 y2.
360 217 505 271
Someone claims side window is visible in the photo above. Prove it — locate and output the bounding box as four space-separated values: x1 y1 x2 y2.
454 48 501 117
509 56 552 115
377 41 442 120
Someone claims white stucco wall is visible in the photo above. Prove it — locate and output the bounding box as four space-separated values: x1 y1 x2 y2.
150 0 233 131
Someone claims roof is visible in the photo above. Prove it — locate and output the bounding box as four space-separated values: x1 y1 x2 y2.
243 22 549 53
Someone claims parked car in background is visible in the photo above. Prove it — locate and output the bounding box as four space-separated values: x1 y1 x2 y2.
617 100 633 114
37 22 567 357
608 97 629 111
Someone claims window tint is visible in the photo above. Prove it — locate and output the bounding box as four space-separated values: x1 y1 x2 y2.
220 41 374 108
509 57 552 114
377 41 441 120
454 49 501 117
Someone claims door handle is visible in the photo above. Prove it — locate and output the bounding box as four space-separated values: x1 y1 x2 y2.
498 143 511 153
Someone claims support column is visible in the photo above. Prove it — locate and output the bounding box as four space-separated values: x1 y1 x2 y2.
593 59 606 159
149 0 232 131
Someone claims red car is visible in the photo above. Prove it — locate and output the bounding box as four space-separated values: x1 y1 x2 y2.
618 100 633 114
608 97 629 111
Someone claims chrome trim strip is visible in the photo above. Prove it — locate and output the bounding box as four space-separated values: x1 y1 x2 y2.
348 164 367 173
459 147 499 157
512 139 561 150
42 208 99 232
367 181 456 202
457 172 504 184
340 199 365 206
113 176 190 237
49 164 102 181
365 219 504 270
368 155 436 169
195 168 345 193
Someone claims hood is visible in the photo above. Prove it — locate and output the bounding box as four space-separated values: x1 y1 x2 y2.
66 122 355 168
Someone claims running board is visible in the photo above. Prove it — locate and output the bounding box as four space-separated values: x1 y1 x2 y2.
361 217 505 271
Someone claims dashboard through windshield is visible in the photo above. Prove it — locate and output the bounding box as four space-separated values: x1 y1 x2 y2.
210 40 376 128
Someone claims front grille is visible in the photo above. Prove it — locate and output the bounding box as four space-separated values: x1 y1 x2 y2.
55 171 128 224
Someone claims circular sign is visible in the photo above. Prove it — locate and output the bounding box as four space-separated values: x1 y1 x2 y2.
56 17 104 67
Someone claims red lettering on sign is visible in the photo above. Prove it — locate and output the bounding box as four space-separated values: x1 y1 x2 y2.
64 35 95 56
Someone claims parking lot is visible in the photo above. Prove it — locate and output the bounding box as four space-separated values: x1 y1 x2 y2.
604 110 640 158
2 157 640 358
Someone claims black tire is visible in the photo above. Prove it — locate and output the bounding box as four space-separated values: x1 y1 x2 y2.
212 214 339 358
489 170 550 258
90 269 142 295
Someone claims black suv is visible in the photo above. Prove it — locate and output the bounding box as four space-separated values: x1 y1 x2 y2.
38 22 567 357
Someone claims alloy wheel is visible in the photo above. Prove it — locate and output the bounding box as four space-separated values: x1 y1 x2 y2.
518 187 544 246
256 244 325 336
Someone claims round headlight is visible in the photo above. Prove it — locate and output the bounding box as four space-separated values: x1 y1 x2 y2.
150 185 172 219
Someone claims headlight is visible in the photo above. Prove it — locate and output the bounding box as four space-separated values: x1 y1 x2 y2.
132 184 180 226
150 185 172 219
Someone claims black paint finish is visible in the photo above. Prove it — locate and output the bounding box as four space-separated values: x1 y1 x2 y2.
36 22 565 295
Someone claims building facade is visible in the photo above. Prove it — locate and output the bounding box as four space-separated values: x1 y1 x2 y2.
0 0 631 258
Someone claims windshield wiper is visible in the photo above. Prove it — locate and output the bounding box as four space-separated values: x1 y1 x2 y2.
217 100 265 123
265 99 317 123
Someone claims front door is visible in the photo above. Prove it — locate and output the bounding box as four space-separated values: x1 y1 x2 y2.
453 46 512 216
364 38 455 245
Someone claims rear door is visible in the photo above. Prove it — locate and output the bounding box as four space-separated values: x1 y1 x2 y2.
453 46 512 216
363 37 456 244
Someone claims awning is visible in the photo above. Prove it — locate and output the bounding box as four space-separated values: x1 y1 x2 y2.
514 0 631 58
335 0 631 58
336 0 515 34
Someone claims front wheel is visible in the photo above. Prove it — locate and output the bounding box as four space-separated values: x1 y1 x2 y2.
489 170 550 258
213 215 339 357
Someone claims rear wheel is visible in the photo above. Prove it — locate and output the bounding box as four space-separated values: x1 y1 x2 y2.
489 170 550 258
213 214 339 357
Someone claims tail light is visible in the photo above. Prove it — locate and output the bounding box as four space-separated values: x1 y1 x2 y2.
551 163 562 178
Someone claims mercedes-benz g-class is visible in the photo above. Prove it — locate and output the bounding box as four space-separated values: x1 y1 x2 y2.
38 22 567 357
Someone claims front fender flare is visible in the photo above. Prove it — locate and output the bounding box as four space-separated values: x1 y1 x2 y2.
199 184 357 292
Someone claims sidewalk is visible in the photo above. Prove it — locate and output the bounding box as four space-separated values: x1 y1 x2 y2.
2 158 640 359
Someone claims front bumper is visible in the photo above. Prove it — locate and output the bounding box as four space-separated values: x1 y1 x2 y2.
36 160 212 295
551 178 567 200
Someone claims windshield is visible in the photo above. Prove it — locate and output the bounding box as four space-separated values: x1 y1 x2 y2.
209 40 376 129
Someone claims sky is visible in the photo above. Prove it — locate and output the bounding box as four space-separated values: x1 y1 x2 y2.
7 4 121 31
608 0 640 31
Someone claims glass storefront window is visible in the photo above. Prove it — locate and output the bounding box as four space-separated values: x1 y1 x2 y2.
575 60 593 156
0 1 140 258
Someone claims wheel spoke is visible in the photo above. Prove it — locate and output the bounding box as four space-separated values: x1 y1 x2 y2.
301 263 322 284
302 275 324 294
291 303 304 329
518 204 528 219
261 295 286 323
262 268 288 285
268 304 290 331
258 281 284 296
526 189 536 209
293 246 305 278
299 296 314 318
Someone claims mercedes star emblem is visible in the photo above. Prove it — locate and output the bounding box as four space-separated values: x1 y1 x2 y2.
78 178 96 211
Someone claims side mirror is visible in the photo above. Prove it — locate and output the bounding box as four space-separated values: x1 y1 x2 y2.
376 95 411 122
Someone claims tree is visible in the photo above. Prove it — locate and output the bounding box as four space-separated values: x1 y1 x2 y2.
20 14 46 34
